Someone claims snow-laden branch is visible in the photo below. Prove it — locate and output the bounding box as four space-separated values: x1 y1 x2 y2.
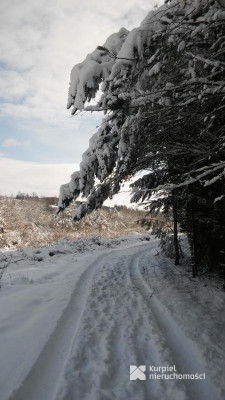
156 163 225 192
59 0 225 219
67 27 129 114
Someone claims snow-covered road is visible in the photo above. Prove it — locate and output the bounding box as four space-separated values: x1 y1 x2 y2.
0 237 224 400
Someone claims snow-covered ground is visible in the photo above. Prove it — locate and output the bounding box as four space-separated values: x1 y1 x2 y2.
0 235 224 400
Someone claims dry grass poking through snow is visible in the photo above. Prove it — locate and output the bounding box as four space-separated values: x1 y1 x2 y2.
0 197 148 249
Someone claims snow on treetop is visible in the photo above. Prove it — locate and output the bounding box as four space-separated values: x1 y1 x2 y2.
59 0 224 219
67 27 129 114
67 0 220 115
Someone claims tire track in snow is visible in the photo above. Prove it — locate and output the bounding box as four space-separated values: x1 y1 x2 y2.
9 244 148 400
10 241 219 400
129 250 222 400
9 249 125 400
127 247 187 400
56 246 155 400
59 243 182 400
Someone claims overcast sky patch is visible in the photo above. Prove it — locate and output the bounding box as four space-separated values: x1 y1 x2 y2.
0 0 162 199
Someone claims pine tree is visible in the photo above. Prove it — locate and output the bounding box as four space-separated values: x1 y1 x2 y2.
59 0 225 273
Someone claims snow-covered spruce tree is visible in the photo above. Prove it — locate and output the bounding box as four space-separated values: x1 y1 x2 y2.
127 0 225 274
59 0 225 274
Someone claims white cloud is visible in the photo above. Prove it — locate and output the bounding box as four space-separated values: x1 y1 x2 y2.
0 0 162 125
2 138 30 148
0 70 31 101
0 156 134 206
0 0 163 197
0 157 77 197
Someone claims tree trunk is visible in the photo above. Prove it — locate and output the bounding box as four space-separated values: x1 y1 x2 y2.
191 198 198 277
172 193 180 265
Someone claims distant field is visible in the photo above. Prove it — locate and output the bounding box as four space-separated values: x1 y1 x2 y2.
0 197 148 248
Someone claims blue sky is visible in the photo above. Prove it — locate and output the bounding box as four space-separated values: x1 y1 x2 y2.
0 0 161 199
